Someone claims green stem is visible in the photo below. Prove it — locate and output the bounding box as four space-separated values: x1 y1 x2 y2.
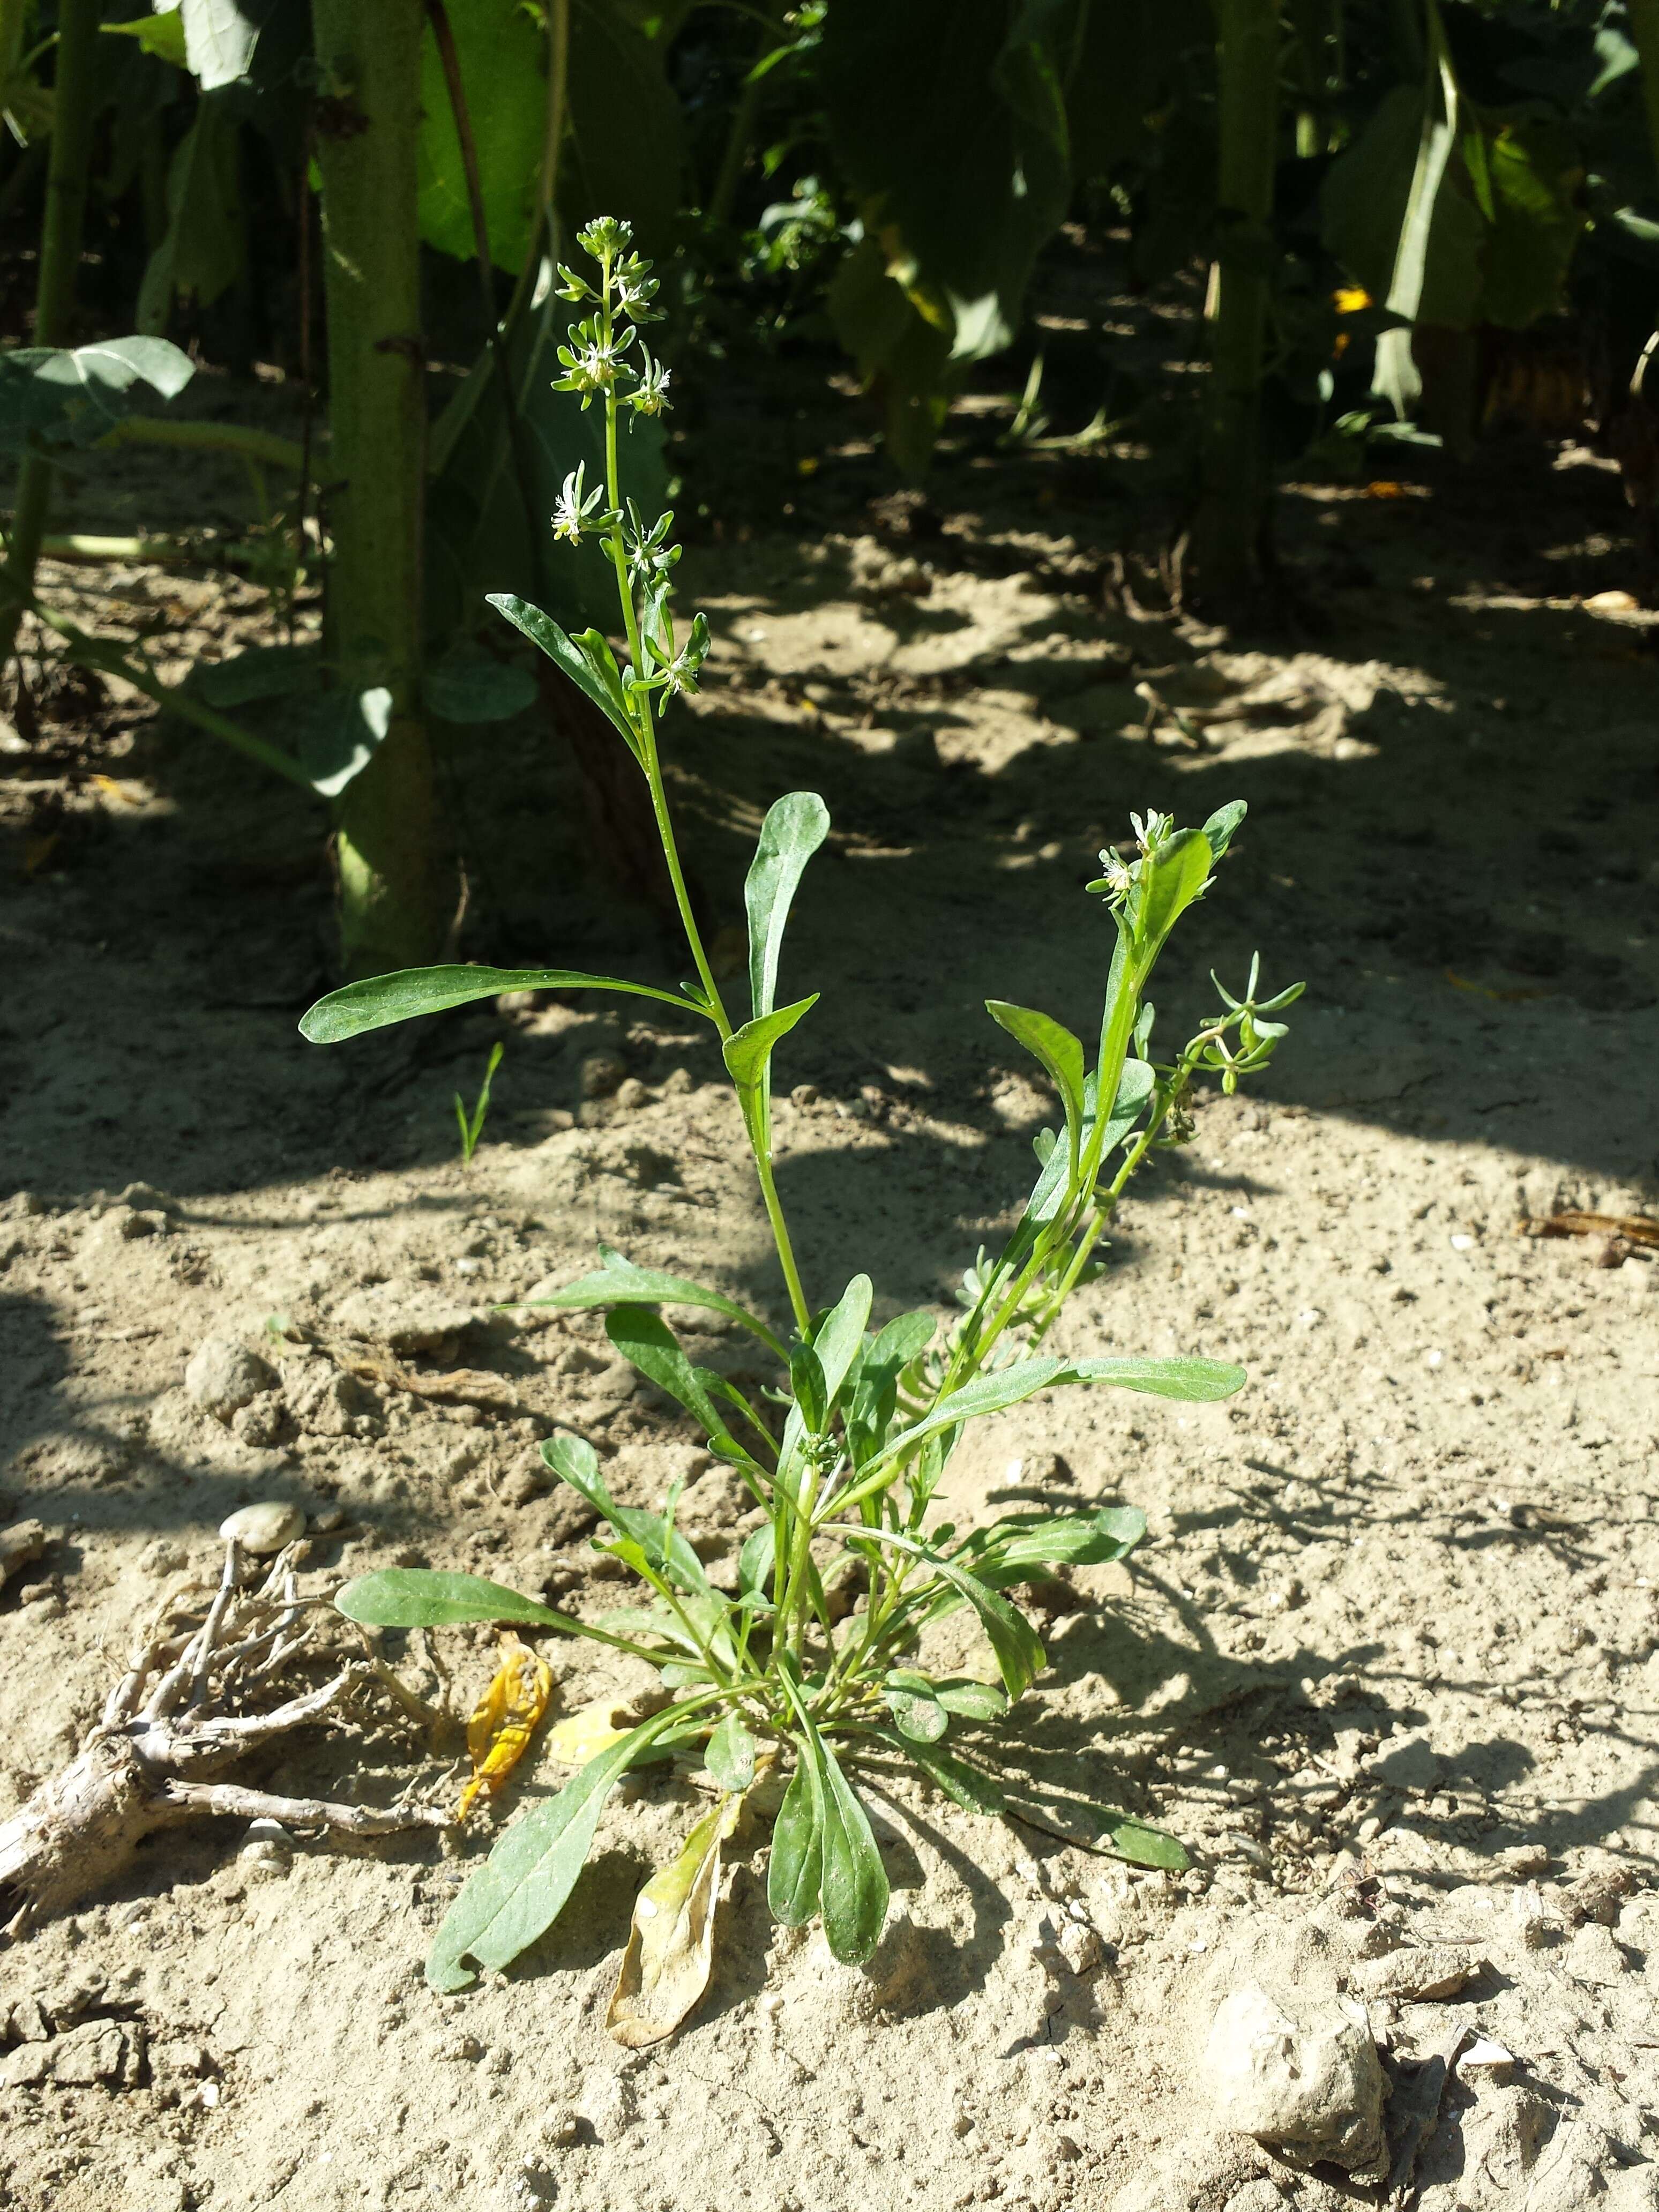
0 0 100 671
20 594 325 789
592 265 813 1335
97 416 310 472
311 0 451 976
752 1142 810 1333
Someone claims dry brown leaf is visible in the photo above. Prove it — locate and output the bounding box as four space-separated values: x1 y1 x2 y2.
607 1793 744 2048
1521 1210 1659 1251
338 1350 519 1410
457 1631 552 1821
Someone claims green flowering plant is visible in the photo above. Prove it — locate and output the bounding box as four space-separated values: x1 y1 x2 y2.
299 218 1301 2034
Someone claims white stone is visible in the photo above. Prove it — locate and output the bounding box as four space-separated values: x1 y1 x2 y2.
219 1501 304 1555
1204 1981 1386 2175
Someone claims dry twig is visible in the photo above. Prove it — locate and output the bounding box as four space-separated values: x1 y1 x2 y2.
0 1538 447 1934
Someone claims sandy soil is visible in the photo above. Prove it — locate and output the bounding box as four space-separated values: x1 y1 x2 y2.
2 394 1658 2212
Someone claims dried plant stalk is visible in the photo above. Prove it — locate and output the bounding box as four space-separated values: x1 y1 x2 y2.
0 1538 446 1934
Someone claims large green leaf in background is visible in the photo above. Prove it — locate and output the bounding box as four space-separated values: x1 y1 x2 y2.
1322 87 1585 335
564 0 684 253
1479 121 1586 330
820 0 1072 471
1065 0 1211 181
416 0 685 273
0 338 195 453
137 89 247 334
822 0 1069 339
416 0 545 271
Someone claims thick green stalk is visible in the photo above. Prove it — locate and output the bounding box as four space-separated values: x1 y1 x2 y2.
311 0 451 975
1185 0 1281 614
0 0 101 670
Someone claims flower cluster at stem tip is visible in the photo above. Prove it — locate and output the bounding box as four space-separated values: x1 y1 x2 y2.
551 215 669 419
548 218 709 716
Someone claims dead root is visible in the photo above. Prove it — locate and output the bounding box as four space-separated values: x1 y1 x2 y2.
0 1536 448 1935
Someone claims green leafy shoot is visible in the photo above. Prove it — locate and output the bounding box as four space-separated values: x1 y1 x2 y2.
454 1040 503 1167
302 216 1302 2036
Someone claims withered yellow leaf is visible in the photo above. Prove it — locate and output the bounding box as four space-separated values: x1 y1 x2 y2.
540 1696 639 1768
457 1630 552 1821
607 1793 744 2049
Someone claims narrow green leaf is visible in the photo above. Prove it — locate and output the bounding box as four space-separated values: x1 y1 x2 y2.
605 1306 737 1451
300 963 699 1043
1201 799 1247 860
336 1568 567 1631
488 592 643 758
872 1728 1006 1815
789 1343 828 1434
1061 1356 1246 1402
856 1529 1045 1700
1132 827 1214 950
985 1002 1086 1160
512 1245 786 1362
818 1741 890 1964
745 791 830 1021
705 1713 758 1792
1100 1058 1155 1155
427 1703 701 1990
738 1522 776 1602
958 1505 1147 1588
846 1309 936 1467
722 993 818 1090
882 1359 1070 1462
811 1274 873 1413
1107 1819 1190 1871
542 1432 709 1594
103 11 190 64
766 1752 824 1926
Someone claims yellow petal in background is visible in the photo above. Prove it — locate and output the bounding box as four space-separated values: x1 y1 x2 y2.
540 1696 639 1768
606 1793 745 2049
456 1630 553 1822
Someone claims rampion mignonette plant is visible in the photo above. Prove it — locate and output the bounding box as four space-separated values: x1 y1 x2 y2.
300 217 1300 2033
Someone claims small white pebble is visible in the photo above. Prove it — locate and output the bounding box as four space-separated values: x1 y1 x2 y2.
1449 1233 1473 1251
1424 1349 1444 1370
219 1501 304 1555
1230 1205 1251 1220
1459 2038 1514 2073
